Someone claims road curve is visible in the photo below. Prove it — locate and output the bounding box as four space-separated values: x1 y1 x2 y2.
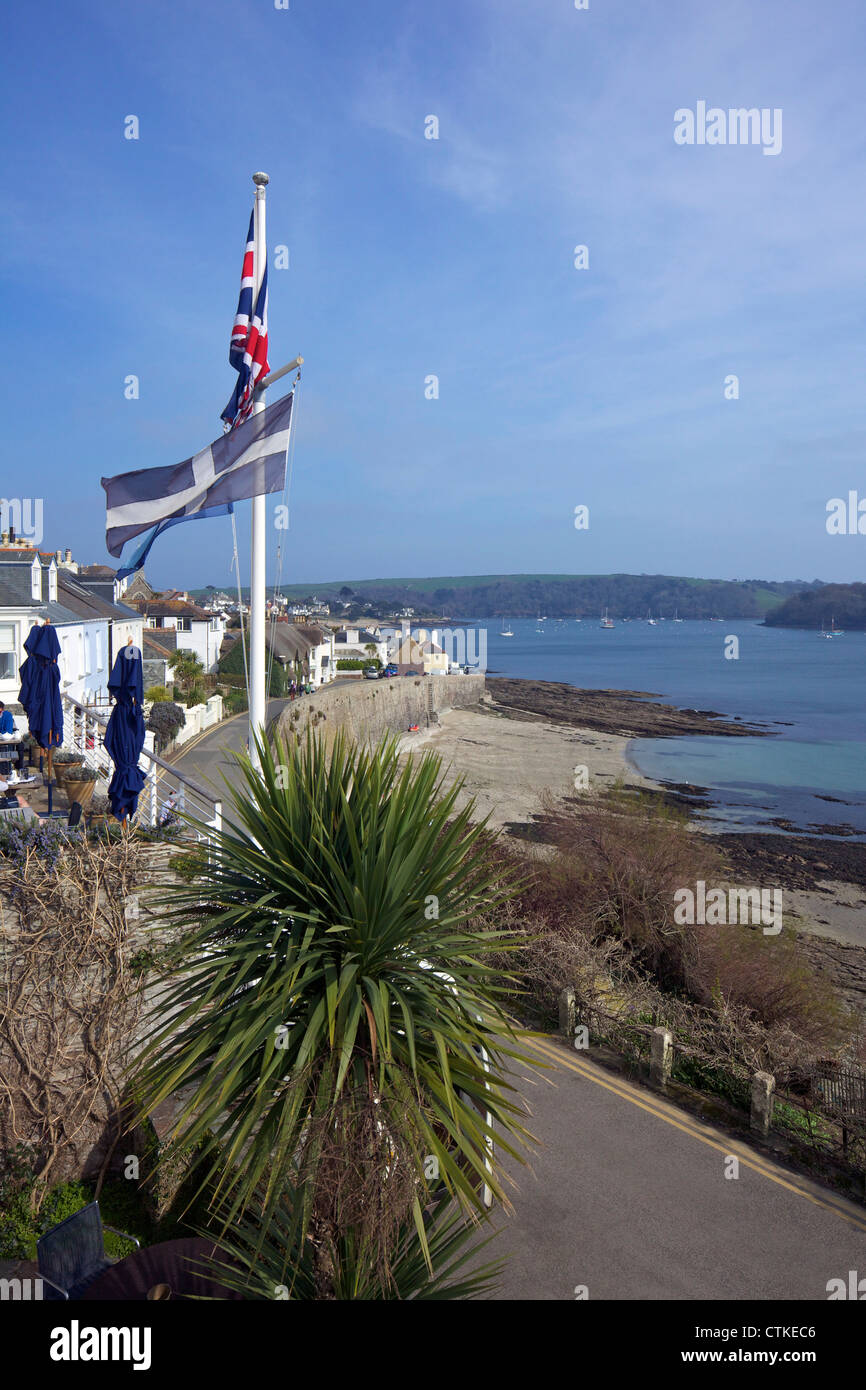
489 1035 866 1300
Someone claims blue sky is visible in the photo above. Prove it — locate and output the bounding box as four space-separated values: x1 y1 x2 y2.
2 0 865 590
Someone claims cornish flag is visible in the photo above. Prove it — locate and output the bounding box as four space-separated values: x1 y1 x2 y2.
103 391 293 574
221 212 270 429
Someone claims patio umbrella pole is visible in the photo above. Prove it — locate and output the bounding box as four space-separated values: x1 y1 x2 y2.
18 622 64 817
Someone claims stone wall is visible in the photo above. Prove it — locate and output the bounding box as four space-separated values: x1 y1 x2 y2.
272 673 486 748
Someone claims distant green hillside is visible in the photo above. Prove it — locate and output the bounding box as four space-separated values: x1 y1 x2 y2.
192 573 820 620
764 582 866 631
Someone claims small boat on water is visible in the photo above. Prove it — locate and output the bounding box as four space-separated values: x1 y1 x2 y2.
600 609 614 629
673 609 684 623
499 619 514 636
645 609 657 626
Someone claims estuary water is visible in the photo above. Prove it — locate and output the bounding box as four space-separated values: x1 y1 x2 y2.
467 617 866 839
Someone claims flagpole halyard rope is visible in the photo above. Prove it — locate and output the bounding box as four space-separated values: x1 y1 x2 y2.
229 510 251 709
267 378 300 697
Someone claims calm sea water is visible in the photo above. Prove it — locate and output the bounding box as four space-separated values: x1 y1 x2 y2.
466 617 866 839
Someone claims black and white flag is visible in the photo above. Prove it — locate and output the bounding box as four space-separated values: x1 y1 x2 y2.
102 391 293 567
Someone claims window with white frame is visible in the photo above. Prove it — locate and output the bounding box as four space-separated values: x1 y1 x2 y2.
48 565 57 602
0 624 16 681
31 559 41 601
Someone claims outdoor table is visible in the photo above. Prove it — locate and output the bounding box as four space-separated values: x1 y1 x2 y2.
0 736 24 777
79 1236 245 1301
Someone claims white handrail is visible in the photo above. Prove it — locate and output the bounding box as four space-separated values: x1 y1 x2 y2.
56 694 222 834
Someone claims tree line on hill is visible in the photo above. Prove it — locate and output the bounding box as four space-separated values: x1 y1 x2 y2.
298 575 819 620
763 582 866 630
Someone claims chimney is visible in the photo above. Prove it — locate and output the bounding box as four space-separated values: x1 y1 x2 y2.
65 548 72 563
56 549 62 564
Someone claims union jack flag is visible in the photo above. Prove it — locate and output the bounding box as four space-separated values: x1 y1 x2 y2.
221 211 270 429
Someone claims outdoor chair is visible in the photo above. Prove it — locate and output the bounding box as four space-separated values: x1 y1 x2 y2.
37 1200 140 1301
44 801 85 830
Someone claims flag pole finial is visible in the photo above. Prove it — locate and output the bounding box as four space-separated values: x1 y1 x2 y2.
252 171 269 187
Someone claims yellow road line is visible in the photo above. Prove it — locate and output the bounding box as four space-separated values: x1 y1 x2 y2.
526 1033 866 1235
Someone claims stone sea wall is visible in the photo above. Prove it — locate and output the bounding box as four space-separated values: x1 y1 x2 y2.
272 673 486 748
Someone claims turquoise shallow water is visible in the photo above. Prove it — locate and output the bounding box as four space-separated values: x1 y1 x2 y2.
467 617 866 839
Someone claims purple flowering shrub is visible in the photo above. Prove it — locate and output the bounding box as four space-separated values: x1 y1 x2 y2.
0 820 78 880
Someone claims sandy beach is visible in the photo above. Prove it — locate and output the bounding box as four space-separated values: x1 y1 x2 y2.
399 694 651 832
398 681 866 1006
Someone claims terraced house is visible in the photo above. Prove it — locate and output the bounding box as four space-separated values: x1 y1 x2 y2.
127 597 227 674
0 542 144 716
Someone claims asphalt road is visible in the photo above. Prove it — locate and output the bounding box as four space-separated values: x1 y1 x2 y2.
169 697 289 821
489 1034 866 1300
171 706 866 1301
171 683 355 823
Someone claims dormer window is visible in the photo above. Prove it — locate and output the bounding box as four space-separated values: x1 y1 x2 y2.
48 562 57 602
30 558 41 602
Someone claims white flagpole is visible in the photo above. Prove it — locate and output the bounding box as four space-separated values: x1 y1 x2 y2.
249 170 269 769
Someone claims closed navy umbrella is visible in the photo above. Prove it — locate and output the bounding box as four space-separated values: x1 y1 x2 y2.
17 622 64 751
104 641 147 821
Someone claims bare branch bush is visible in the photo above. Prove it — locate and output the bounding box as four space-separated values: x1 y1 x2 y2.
474 787 853 1083
0 831 147 1209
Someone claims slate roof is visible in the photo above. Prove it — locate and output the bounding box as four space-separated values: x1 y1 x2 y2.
57 573 142 622
143 631 179 658
220 623 325 666
78 564 116 578
0 559 143 627
0 560 80 623
129 598 212 621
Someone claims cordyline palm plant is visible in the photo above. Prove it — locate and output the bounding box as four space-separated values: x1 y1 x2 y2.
131 726 536 1289
194 1185 505 1300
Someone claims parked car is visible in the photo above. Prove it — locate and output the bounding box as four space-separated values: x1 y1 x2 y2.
363 666 380 680
381 663 399 678
403 669 420 677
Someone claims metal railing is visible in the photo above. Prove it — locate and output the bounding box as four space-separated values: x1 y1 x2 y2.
56 693 221 835
559 989 866 1171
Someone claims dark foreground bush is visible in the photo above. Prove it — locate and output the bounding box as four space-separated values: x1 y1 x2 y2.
483 786 850 1069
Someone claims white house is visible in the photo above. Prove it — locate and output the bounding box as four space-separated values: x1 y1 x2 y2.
129 599 226 673
0 544 144 722
299 625 335 687
332 625 389 666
